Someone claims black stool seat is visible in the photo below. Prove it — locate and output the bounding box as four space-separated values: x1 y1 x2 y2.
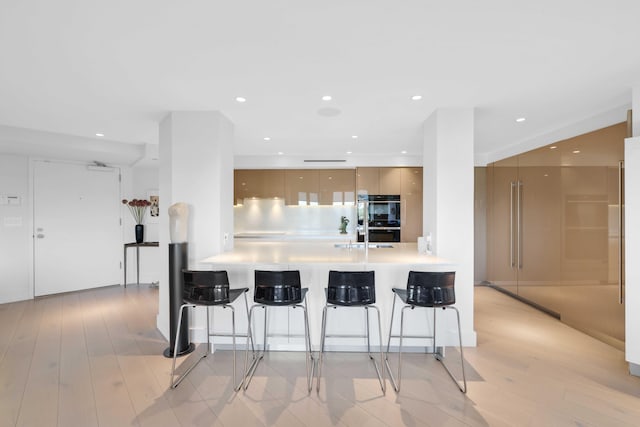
326 270 376 306
400 270 456 306
183 286 249 306
170 270 252 390
254 270 308 305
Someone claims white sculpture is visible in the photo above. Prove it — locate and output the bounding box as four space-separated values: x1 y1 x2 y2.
168 202 189 243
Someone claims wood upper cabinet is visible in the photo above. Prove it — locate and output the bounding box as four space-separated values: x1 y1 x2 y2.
357 167 402 195
356 167 379 196
234 169 285 204
319 169 356 205
285 169 319 205
379 168 402 194
400 167 423 242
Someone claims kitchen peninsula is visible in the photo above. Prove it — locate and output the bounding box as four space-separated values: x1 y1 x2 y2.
201 240 457 351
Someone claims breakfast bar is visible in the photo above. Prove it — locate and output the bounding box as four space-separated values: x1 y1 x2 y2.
199 240 458 351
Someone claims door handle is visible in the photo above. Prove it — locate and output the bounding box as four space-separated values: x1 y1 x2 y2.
510 181 515 268
517 180 523 269
618 160 624 304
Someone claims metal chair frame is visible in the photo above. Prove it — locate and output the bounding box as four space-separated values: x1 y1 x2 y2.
242 271 315 393
317 304 386 394
384 273 467 393
170 272 254 391
316 270 387 394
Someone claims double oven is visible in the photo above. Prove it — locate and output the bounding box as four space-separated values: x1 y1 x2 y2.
357 194 401 242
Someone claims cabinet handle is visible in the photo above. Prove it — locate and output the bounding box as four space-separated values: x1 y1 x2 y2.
619 161 624 304
510 181 515 268
518 180 523 269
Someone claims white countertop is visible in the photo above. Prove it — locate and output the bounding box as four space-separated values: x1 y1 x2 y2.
234 232 357 241
201 240 454 267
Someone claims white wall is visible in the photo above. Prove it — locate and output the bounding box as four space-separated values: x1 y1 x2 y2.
625 136 640 375
0 155 31 303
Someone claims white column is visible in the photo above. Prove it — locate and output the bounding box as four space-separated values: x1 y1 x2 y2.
422 108 477 346
633 84 640 137
156 111 234 339
626 84 640 375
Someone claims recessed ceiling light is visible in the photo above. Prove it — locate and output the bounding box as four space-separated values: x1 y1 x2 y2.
322 95 332 101
95 133 104 137
411 95 422 101
346 151 352 154
263 137 271 141
516 117 526 123
277 151 284 155
573 150 580 154
235 96 246 103
550 146 557 150
351 135 358 139
401 150 408 154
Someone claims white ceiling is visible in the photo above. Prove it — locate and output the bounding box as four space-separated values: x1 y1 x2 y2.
0 1 639 166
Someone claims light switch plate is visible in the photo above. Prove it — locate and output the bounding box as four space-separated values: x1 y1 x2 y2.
0 195 21 205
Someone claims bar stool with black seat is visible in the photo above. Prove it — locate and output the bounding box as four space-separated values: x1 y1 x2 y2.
316 270 386 393
170 270 253 390
384 271 467 393
242 270 315 393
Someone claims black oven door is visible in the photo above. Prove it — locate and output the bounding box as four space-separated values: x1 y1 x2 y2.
368 229 400 242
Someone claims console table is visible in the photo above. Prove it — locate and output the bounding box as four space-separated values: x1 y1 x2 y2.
123 241 159 287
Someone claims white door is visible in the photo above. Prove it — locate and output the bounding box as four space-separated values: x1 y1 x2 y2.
33 161 121 296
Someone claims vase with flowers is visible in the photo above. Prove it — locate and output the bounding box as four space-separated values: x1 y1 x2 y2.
123 198 152 243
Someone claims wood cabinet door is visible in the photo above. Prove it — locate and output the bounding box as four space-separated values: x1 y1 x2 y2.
285 169 319 205
400 167 423 242
356 167 379 196
234 169 285 203
318 169 356 205
379 167 402 194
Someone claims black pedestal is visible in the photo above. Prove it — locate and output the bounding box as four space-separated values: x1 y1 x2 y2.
163 242 195 358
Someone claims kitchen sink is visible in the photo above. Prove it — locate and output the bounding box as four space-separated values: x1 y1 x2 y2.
334 243 394 249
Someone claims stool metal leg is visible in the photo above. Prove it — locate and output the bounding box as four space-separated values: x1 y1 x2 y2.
385 299 467 394
316 304 329 392
384 294 402 392
317 305 385 394
434 306 467 393
243 303 314 393
300 303 315 393
170 304 207 389
384 299 411 392
242 305 265 390
366 306 386 393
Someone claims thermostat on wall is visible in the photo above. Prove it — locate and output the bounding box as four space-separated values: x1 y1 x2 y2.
0 195 21 205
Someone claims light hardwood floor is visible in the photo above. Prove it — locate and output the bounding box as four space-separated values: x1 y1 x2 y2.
1 284 639 427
